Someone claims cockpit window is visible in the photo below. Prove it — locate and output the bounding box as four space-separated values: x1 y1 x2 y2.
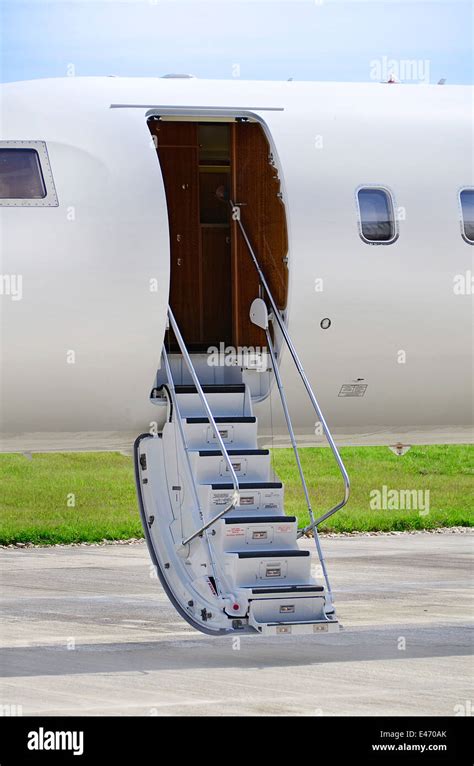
0 149 46 199
0 141 58 206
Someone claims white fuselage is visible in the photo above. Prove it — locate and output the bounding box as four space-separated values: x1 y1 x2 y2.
0 77 472 451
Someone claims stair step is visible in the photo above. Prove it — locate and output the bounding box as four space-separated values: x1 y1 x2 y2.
236 549 309 559
251 585 324 594
215 516 297 552
224 547 312 587
191 449 271 483
197 449 268 456
223 515 295 524
249 595 326 627
154 354 243 390
183 417 258 450
200 482 284 518
211 482 282 490
175 384 246 394
186 416 256 424
250 620 340 636
173 384 250 418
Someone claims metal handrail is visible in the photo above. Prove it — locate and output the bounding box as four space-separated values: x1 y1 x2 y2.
161 349 205 525
230 201 350 535
167 307 240 546
161 347 225 590
161 347 239 598
264 327 333 598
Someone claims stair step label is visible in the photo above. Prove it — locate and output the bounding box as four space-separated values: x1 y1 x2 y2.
261 562 287 579
220 458 247 476
207 426 233 444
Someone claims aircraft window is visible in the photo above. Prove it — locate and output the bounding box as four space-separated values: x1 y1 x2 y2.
357 187 396 244
460 189 474 243
0 141 58 207
0 149 46 199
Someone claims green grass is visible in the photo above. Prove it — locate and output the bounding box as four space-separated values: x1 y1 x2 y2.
271 445 473 532
0 452 138 545
0 446 472 545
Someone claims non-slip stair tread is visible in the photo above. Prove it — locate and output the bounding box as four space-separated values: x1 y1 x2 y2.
264 620 330 627
234 549 310 559
211 482 283 490
175 384 246 394
197 449 269 457
223 515 296 524
251 585 324 594
185 416 256 424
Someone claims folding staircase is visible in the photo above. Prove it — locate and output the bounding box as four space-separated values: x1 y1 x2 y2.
134 211 350 636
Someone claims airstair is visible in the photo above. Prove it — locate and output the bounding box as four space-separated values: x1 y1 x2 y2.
134 213 350 636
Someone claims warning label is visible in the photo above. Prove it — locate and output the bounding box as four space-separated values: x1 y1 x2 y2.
338 384 368 398
226 526 245 537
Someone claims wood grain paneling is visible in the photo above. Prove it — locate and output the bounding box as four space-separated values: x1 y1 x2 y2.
149 120 199 149
199 171 230 225
232 122 288 348
201 226 232 346
149 119 288 353
154 122 201 346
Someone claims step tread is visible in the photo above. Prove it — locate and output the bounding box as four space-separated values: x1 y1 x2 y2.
251 585 324 594
197 449 269 457
234 549 310 559
211 482 282 490
224 515 295 524
175 384 245 394
263 619 331 627
186 416 256 424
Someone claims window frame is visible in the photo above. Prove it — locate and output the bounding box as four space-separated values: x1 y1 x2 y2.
0 140 58 207
459 187 474 245
356 185 398 246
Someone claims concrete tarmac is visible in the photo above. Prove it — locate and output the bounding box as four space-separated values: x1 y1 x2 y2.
0 532 472 716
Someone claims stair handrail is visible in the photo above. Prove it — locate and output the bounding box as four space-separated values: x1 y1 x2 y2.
160 348 208 531
230 201 350 534
166 306 240 546
161 347 228 591
262 326 333 599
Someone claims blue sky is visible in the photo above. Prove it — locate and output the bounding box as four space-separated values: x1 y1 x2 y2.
1 0 472 85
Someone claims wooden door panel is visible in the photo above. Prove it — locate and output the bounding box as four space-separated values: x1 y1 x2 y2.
201 227 232 347
154 123 202 346
232 122 288 348
150 120 199 149
199 171 230 224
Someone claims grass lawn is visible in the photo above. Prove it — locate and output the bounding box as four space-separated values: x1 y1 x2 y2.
0 445 472 545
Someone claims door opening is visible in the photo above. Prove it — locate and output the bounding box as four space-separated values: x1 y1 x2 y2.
148 117 288 356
